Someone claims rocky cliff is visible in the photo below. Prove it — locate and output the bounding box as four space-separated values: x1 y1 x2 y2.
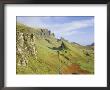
16 31 37 66
16 23 55 67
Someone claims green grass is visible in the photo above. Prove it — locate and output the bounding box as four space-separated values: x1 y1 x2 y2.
16 23 94 74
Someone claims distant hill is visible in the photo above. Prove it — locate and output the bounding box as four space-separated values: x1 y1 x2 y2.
87 43 94 46
16 23 94 74
91 43 94 46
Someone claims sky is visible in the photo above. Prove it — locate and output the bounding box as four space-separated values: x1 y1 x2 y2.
17 16 94 46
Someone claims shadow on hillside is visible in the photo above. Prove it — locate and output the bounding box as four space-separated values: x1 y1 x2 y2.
48 46 63 51
48 42 67 51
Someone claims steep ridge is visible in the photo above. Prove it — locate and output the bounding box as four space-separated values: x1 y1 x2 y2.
16 23 94 74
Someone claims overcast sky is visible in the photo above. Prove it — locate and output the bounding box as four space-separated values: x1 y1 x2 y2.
17 16 94 45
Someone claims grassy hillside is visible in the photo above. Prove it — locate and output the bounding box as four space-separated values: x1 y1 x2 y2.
16 23 94 74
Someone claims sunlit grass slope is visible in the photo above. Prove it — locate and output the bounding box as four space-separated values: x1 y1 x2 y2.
16 23 94 74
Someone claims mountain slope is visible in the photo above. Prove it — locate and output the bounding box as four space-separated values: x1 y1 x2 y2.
16 23 94 74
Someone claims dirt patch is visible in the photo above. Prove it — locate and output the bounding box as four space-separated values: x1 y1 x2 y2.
61 64 90 74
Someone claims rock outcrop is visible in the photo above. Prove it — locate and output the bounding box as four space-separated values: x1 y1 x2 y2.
35 29 55 38
16 24 55 67
16 31 37 66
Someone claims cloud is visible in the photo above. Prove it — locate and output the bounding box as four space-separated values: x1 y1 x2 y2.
45 18 94 37
50 19 93 30
17 16 94 37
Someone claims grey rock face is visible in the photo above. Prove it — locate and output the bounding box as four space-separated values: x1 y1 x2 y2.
29 34 37 56
38 29 54 38
16 31 24 54
16 31 24 47
16 31 37 66
16 27 54 66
